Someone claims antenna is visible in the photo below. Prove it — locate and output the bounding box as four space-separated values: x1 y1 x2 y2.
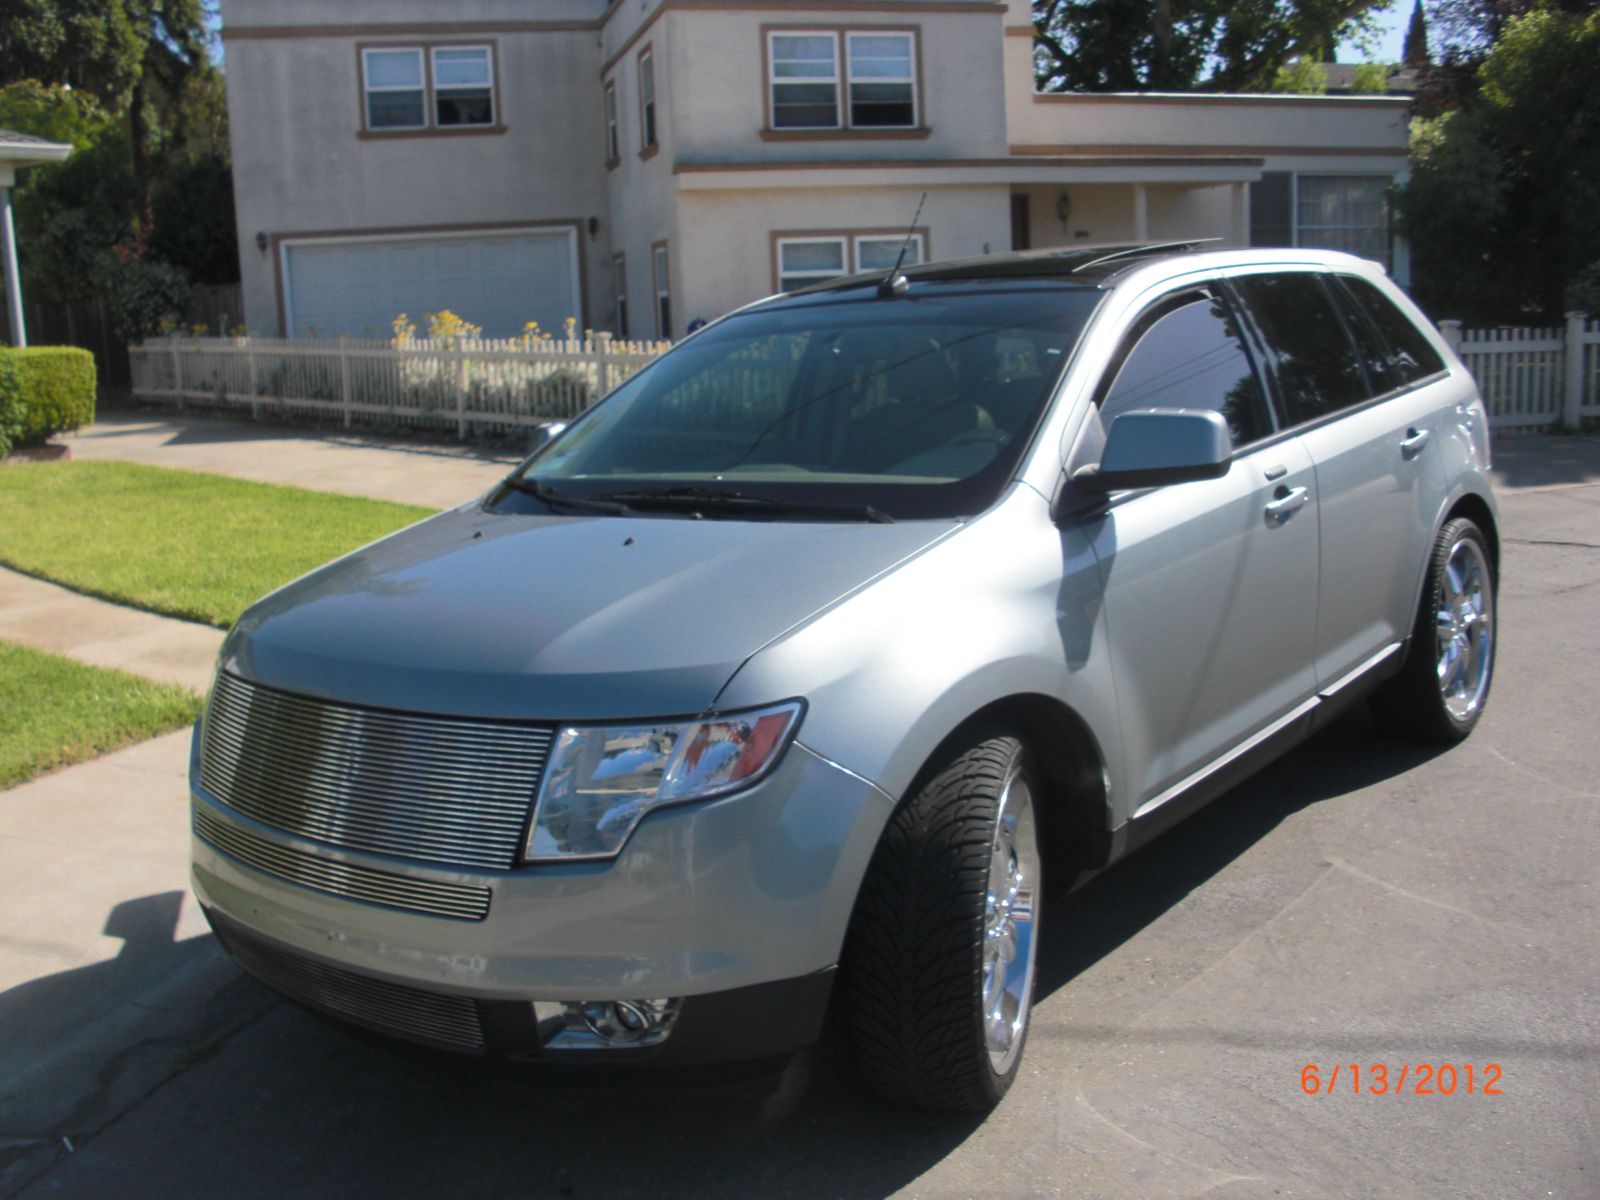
878 191 927 297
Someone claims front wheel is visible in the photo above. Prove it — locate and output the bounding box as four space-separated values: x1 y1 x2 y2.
1371 517 1497 742
842 732 1042 1111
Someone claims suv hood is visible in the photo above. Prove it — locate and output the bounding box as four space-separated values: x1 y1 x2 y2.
219 505 952 720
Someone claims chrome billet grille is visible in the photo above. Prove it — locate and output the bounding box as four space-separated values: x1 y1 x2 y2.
199 671 551 870
194 806 491 921
216 918 485 1053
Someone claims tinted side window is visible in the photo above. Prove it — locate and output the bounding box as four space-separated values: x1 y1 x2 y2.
1324 277 1398 396
1338 275 1446 386
1100 291 1271 447
1232 273 1368 425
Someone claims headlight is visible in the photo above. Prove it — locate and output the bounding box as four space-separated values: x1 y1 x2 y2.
526 701 803 861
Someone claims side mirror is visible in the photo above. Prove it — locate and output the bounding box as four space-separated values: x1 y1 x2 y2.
1076 409 1233 492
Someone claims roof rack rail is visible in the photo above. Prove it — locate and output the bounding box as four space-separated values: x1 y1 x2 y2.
1068 239 1222 274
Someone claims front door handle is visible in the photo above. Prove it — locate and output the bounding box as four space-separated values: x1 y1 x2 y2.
1400 428 1431 457
1264 485 1309 523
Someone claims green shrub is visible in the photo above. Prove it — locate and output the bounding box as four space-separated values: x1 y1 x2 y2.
0 347 96 445
0 357 23 456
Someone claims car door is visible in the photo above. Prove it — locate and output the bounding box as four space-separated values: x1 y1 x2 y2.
1081 284 1322 814
1229 271 1448 691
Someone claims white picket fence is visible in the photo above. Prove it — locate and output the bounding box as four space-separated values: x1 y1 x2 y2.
1439 313 1599 432
127 333 672 439
130 314 1600 442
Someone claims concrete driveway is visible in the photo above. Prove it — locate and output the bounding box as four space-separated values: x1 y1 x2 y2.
2 435 1596 1200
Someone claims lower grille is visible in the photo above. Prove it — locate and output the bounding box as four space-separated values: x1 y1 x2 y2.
214 916 486 1053
194 805 491 921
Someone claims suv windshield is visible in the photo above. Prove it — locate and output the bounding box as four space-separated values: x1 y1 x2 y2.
500 286 1102 521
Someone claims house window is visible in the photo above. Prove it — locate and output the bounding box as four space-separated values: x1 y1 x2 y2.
776 232 925 292
1250 171 1391 267
767 29 918 131
363 48 426 130
770 33 840 129
638 47 658 152
854 233 923 273
604 80 620 163
361 44 498 134
846 33 915 128
778 238 848 291
652 242 671 338
1297 175 1390 262
431 47 494 127
614 254 629 338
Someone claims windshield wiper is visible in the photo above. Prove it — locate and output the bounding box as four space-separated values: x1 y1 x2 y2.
592 486 894 524
501 476 633 516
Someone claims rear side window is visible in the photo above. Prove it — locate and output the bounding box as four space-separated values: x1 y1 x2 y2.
1324 278 1398 396
1337 275 1446 387
1099 289 1272 447
1231 273 1367 425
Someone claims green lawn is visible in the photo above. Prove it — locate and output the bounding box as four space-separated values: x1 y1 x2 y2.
0 641 204 788
0 462 436 627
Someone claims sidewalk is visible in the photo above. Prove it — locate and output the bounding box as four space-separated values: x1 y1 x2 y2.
61 409 521 510
0 569 222 693
0 569 228 1192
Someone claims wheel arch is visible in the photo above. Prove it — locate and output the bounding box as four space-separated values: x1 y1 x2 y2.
1445 491 1500 576
902 693 1114 887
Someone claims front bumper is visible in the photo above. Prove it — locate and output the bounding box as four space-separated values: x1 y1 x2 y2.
191 739 892 1063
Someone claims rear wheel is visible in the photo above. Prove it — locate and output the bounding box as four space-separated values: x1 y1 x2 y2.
1372 517 1496 742
842 732 1042 1111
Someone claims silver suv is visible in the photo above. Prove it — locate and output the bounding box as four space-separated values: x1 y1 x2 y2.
191 245 1497 1111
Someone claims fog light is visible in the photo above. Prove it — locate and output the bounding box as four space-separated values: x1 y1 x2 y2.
532 998 682 1050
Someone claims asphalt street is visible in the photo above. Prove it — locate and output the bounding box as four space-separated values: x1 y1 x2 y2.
2 435 1596 1200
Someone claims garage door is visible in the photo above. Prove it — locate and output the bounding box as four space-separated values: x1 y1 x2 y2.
282 229 580 339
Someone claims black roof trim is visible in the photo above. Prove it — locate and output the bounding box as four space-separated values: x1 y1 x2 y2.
781 241 1214 299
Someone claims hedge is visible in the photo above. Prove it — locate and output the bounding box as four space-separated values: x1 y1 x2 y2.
0 347 96 449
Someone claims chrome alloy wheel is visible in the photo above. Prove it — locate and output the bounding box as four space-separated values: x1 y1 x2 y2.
1436 535 1495 721
982 767 1041 1074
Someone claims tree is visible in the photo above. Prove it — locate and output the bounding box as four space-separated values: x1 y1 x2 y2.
1270 58 1330 92
149 152 237 286
1403 0 1431 64
0 0 234 330
1032 0 1389 92
1399 7 1600 322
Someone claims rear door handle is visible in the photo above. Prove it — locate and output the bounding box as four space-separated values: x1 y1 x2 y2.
1400 428 1431 457
1264 485 1309 523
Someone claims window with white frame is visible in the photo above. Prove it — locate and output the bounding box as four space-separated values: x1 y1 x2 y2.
778 238 848 291
614 254 629 338
362 45 496 132
604 79 620 162
855 233 924 272
770 33 841 128
638 47 658 151
363 48 426 130
432 47 494 126
777 232 924 292
846 33 915 128
1250 171 1391 266
1296 175 1390 262
767 30 918 131
652 243 671 337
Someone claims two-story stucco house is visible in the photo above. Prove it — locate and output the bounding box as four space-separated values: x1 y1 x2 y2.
223 0 1413 340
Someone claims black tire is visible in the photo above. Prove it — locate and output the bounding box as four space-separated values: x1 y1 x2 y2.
841 731 1042 1112
1371 517 1497 743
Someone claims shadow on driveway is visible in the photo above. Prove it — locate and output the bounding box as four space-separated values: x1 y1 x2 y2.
1489 433 1600 490
0 710 1449 1200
